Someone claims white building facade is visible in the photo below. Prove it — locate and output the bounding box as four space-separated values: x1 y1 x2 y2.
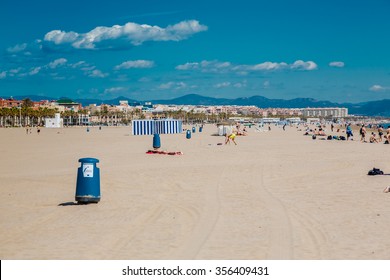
302 108 348 118
45 113 63 128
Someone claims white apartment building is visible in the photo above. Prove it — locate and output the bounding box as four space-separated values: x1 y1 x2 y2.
302 108 348 118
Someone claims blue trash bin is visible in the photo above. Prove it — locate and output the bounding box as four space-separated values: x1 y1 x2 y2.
186 130 191 139
199 126 203 132
192 127 196 133
153 133 161 149
75 158 100 204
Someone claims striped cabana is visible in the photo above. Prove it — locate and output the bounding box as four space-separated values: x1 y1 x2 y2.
132 119 183 135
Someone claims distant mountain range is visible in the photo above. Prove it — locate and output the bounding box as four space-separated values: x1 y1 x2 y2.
2 93 390 117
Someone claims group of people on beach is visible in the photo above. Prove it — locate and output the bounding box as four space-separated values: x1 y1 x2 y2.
25 125 40 135
305 122 390 144
225 123 249 145
359 124 390 143
337 123 389 143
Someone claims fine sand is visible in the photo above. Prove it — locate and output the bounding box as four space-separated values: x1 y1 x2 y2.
1 124 389 260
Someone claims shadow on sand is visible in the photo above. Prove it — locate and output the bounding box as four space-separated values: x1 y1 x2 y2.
58 201 98 206
58 202 80 206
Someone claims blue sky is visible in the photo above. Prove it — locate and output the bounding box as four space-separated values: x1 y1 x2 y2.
0 0 389 103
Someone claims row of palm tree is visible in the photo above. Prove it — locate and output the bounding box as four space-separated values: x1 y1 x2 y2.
1 97 248 127
0 106 58 127
158 109 232 124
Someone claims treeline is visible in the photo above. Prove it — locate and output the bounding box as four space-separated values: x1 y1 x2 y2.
0 98 57 127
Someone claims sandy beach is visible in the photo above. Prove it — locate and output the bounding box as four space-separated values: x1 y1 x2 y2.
1 124 389 260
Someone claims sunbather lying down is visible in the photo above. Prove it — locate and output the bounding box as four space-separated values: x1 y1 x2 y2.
146 150 183 155
316 131 327 136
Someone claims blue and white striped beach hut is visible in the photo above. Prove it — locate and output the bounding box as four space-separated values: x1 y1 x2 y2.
132 119 183 135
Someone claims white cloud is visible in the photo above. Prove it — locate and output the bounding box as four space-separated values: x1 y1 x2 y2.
159 82 174 89
175 62 200 70
88 69 109 78
114 60 155 70
9 67 23 74
71 61 87 68
43 20 207 51
234 80 247 88
290 60 318 70
249 62 288 71
263 80 270 88
4 40 44 63
48 58 67 69
214 82 231 88
175 60 233 73
29 67 41 76
159 81 188 90
214 80 246 89
0 57 110 80
104 87 127 94
176 60 318 73
0 71 6 79
369 84 390 92
6 43 28 53
329 61 345 68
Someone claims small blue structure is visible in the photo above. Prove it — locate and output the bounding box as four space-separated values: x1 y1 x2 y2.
132 119 183 149
192 127 196 133
199 126 203 133
75 158 100 204
132 119 182 135
131 119 183 149
153 133 161 149
186 130 192 139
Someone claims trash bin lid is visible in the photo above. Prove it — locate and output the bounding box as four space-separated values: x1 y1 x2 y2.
78 157 99 163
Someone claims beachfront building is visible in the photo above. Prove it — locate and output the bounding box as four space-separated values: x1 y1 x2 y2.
55 99 82 113
285 117 302 124
306 118 321 124
0 98 23 108
45 113 63 128
302 107 348 118
260 117 281 124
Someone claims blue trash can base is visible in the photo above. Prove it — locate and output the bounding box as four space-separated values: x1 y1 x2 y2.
76 195 100 204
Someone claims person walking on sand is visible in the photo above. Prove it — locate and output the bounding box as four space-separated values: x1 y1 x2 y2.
378 125 384 142
225 131 237 145
346 123 353 140
360 124 367 142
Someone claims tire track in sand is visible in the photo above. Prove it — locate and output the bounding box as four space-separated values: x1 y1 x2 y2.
288 208 329 259
171 165 230 259
105 204 166 259
260 164 330 259
259 164 294 259
105 185 202 259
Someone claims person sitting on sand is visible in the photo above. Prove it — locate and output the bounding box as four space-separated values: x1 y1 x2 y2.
225 131 237 145
316 127 326 136
369 132 378 143
237 127 247 136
